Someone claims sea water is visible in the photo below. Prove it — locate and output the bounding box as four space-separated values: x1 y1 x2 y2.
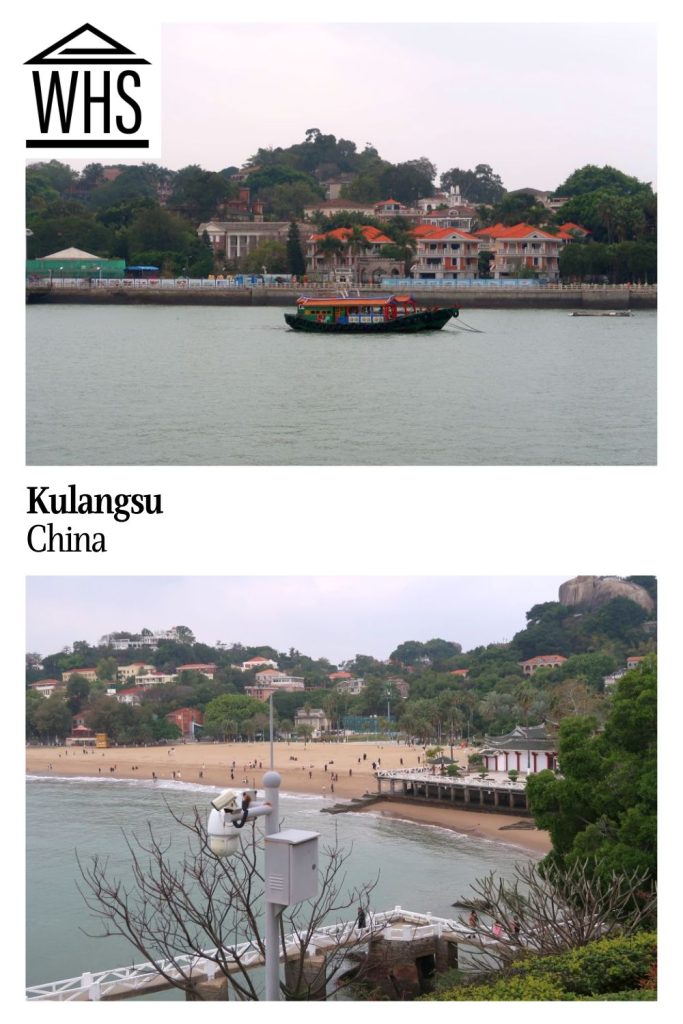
26 306 656 465
26 775 534 994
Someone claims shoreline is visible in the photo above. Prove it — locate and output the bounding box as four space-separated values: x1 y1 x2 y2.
357 800 551 856
26 739 551 856
26 285 656 311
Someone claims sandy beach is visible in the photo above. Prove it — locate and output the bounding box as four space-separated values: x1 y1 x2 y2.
26 739 550 855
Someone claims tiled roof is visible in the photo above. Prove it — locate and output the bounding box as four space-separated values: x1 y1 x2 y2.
312 225 393 244
475 223 562 241
558 221 590 234
413 226 478 241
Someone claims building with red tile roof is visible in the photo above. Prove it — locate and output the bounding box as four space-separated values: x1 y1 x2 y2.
176 663 217 679
116 686 147 705
473 223 565 281
519 654 567 676
411 226 479 280
306 224 405 284
235 656 279 672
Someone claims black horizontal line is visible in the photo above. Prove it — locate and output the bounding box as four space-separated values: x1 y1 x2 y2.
26 139 150 148
25 58 150 65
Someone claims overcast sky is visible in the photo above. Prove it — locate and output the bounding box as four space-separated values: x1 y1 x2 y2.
26 576 571 662
156 22 656 191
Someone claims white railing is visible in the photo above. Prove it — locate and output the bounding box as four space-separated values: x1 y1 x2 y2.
26 907 478 1001
376 769 526 791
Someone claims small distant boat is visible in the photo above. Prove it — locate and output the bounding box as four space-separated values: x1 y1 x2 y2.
569 310 633 317
284 294 459 333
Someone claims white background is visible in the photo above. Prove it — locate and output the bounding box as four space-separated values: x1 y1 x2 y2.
5 0 679 1018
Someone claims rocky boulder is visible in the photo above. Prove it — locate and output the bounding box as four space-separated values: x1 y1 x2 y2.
559 576 654 614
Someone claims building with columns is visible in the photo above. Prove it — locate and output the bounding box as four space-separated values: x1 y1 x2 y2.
198 221 309 265
480 723 559 774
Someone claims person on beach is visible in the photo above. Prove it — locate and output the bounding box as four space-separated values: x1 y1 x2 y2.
512 918 521 937
492 920 503 940
468 910 478 929
356 906 367 931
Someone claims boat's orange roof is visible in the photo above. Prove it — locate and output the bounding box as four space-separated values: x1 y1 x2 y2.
297 295 415 307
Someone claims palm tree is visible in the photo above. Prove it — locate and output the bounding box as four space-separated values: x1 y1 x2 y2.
316 235 345 280
344 226 370 284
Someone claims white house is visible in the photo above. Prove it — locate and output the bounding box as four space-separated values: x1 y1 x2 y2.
30 679 64 698
236 656 279 673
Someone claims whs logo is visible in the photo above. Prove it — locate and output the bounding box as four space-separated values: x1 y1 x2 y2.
25 23 158 153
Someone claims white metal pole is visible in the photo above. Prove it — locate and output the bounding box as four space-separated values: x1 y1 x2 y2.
262 769 281 1001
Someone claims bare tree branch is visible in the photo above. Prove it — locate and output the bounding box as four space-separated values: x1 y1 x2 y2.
76 801 379 1000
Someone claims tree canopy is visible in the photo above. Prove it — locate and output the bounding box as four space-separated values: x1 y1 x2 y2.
527 656 656 885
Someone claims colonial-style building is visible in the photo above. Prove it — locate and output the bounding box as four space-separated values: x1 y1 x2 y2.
133 672 178 687
473 223 564 281
29 679 65 698
254 669 305 687
419 203 478 233
334 676 366 696
245 670 305 701
294 707 330 737
480 723 559 774
519 654 567 676
197 221 308 265
116 662 157 683
61 667 99 684
305 224 404 284
412 226 479 279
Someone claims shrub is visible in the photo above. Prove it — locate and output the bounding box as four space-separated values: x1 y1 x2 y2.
423 932 656 1002
517 932 657 996
428 975 569 1001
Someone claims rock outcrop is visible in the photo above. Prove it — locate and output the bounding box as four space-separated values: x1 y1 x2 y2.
558 576 654 614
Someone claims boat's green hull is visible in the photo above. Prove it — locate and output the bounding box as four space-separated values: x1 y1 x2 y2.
284 308 458 333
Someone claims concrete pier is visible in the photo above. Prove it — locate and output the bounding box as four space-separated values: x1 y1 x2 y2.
376 770 532 815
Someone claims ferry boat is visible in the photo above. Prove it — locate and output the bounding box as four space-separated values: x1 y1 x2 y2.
284 294 459 333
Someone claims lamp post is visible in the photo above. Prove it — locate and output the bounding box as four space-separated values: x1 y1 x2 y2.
207 768 319 1000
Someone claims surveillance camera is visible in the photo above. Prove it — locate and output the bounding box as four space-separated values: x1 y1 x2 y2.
211 788 258 814
211 788 240 812
207 806 242 858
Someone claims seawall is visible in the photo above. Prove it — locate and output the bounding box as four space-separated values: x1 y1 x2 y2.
26 286 656 310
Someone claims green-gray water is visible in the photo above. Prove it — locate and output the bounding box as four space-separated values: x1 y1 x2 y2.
26 306 656 465
26 775 532 994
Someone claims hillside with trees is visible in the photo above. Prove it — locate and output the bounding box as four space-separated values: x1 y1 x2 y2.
26 577 656 748
26 132 656 281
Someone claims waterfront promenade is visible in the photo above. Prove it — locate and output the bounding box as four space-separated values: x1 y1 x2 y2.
26 280 656 311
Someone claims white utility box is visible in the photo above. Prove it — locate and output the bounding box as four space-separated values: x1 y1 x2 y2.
264 829 319 906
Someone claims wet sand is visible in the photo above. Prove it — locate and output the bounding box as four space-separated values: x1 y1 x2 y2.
26 739 550 855
359 801 551 855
